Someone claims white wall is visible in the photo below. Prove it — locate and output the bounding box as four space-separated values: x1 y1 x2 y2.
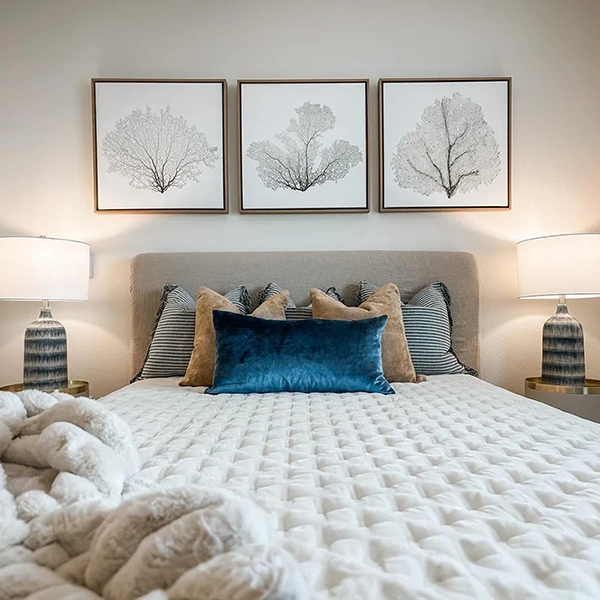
1 0 599 398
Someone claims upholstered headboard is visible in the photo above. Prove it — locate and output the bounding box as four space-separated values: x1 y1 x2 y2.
130 251 480 377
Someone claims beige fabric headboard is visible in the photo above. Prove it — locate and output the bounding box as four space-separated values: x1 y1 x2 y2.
130 251 480 377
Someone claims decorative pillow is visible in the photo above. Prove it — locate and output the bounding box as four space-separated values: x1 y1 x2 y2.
206 311 394 395
284 307 313 321
356 280 477 376
224 285 253 314
355 280 381 306
257 282 296 308
258 283 344 319
133 284 251 381
180 287 289 387
311 283 417 383
321 287 344 303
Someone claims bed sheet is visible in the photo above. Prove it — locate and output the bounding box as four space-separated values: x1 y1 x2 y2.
101 375 600 599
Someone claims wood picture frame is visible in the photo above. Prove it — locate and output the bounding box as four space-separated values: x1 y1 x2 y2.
92 78 228 213
379 77 511 212
238 79 370 214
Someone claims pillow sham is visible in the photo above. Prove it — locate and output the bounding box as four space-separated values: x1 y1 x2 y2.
257 282 296 308
356 280 477 376
133 284 251 381
355 280 383 306
311 283 417 383
206 311 394 395
180 287 289 387
258 282 344 319
284 307 313 321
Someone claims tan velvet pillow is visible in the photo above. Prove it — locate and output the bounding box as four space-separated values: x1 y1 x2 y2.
180 287 289 387
310 283 417 383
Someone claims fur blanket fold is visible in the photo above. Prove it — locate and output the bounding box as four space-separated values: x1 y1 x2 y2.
0 389 309 599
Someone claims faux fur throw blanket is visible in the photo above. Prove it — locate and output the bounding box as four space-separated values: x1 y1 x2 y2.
0 390 309 599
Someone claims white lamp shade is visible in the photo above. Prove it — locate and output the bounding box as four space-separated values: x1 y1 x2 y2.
0 236 90 301
517 233 600 299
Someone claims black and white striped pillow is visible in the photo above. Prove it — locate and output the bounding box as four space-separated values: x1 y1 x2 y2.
226 285 252 314
257 282 296 308
355 280 380 306
258 283 344 320
285 307 313 321
133 284 251 381
322 287 344 303
356 280 477 376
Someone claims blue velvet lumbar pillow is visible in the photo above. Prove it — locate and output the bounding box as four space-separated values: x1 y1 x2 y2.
206 310 394 395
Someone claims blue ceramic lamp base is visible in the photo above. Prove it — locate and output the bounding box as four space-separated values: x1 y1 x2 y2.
23 301 69 391
541 298 585 387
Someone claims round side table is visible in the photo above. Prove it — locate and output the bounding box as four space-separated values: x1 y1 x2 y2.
0 380 90 398
524 377 600 422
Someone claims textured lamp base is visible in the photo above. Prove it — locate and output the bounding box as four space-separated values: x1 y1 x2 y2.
23 303 68 390
541 301 585 387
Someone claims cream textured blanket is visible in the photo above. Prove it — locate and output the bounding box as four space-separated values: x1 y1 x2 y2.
0 390 308 599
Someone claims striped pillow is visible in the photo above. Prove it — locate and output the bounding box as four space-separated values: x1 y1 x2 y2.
257 283 296 308
356 280 477 376
355 280 380 305
258 283 344 320
285 307 313 321
133 284 251 381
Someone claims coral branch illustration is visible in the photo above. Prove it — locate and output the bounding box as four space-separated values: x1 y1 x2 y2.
247 101 362 192
102 105 219 193
391 93 500 198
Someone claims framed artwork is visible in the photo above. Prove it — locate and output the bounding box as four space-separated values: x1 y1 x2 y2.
379 77 511 212
238 79 369 213
92 79 228 213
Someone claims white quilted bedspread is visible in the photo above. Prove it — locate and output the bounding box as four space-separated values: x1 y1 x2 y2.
101 375 600 599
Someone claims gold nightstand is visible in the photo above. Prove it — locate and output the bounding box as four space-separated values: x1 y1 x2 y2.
524 377 600 422
0 380 90 398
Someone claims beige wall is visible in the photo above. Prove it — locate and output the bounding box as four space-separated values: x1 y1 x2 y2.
1 0 599 398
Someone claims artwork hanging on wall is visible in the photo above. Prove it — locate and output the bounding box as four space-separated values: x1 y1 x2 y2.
379 78 511 212
92 79 228 213
238 79 369 213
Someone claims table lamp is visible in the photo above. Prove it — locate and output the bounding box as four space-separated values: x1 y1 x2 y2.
0 236 90 391
517 233 600 386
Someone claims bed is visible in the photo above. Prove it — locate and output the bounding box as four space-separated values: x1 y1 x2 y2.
100 251 600 599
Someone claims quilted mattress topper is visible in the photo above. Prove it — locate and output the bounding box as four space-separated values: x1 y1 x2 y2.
101 375 600 599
